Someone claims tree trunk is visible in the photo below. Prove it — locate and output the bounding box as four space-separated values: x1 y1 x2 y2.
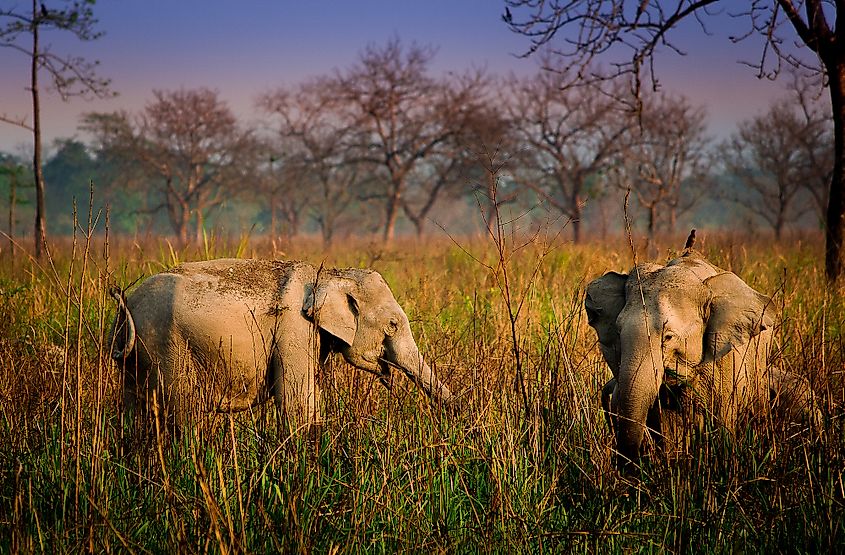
571 192 582 244
825 61 845 284
404 208 423 238
288 209 300 239
178 211 189 246
383 187 400 242
195 209 205 245
165 186 190 246
31 1 47 259
8 170 15 259
321 222 333 248
170 199 189 247
269 191 277 240
413 221 424 237
647 204 657 242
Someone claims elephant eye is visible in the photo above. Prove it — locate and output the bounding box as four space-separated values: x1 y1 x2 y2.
663 332 675 343
385 318 399 336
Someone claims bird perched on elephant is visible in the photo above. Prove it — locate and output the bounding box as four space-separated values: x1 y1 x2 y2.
110 258 453 428
584 244 817 469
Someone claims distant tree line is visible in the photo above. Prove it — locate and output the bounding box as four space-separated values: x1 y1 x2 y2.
0 38 833 250
502 0 843 282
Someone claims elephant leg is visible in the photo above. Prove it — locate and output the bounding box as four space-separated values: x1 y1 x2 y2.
122 335 172 433
159 338 208 427
142 336 207 435
120 352 141 420
657 383 697 456
642 385 695 457
271 322 322 429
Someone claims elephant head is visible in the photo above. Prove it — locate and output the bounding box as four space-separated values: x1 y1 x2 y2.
585 252 773 467
303 268 453 406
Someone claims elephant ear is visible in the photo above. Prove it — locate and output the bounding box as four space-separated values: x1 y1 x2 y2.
703 272 773 360
303 278 358 346
585 271 628 375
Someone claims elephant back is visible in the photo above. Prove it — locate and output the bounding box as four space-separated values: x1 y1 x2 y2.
165 258 317 304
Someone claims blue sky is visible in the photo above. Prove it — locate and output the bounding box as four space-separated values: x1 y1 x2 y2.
0 1 802 153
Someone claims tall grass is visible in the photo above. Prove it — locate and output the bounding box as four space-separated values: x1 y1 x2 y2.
0 224 843 552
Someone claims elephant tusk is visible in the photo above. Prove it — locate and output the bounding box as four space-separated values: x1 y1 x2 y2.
378 357 399 370
377 360 393 390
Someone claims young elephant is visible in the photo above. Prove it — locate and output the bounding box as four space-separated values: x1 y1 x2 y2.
585 249 816 468
110 258 453 426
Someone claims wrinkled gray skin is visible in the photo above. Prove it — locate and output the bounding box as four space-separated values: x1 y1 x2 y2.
110 259 452 426
585 250 817 468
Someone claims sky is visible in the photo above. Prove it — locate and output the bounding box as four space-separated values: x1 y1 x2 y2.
0 1 811 155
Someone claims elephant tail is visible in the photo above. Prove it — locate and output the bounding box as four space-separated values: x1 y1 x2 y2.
109 285 136 360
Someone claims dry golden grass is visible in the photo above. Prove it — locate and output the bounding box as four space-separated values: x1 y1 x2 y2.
0 226 842 552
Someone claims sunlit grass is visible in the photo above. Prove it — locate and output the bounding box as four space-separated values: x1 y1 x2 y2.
0 228 842 552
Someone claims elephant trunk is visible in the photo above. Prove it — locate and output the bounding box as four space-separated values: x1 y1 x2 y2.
391 343 453 408
614 342 662 468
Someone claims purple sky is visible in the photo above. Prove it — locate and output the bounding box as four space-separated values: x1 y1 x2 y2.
0 1 804 154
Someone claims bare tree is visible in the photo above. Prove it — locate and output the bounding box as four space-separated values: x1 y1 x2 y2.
259 149 310 241
84 89 256 245
259 81 360 246
721 89 833 239
506 65 631 242
427 97 515 236
328 37 485 241
308 161 363 246
399 70 492 236
504 0 845 282
614 92 710 242
0 0 111 258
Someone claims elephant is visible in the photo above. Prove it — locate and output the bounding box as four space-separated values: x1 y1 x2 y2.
110 258 453 427
585 248 817 468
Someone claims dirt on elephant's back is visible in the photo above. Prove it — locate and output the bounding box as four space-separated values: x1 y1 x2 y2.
168 258 310 299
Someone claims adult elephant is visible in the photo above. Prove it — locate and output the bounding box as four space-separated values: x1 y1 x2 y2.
585 246 816 469
110 258 453 426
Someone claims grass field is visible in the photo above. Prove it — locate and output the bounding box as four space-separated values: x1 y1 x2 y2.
0 225 843 553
